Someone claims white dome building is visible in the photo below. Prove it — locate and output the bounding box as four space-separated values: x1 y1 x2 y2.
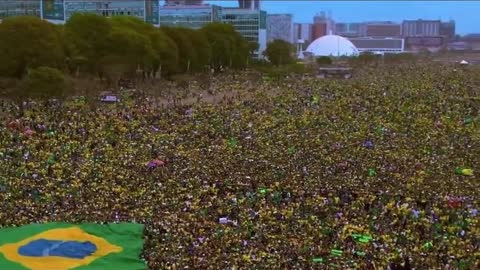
306 35 359 57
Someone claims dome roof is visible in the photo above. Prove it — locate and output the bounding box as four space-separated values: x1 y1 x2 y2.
306 35 359 57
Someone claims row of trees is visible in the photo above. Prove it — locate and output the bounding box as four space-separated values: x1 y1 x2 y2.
0 14 255 83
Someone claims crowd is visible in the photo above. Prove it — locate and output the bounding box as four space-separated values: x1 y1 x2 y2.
0 64 479 269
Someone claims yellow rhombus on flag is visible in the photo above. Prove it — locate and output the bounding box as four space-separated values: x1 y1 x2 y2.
0 223 145 270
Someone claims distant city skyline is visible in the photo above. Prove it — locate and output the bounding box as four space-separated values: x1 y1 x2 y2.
205 1 480 34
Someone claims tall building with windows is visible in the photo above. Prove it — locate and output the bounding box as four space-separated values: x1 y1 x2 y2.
164 0 203 6
402 20 441 37
0 0 40 19
267 14 293 43
293 23 312 43
335 22 366 37
312 11 334 39
238 0 260 10
158 4 221 29
64 1 145 22
440 20 456 41
365 22 401 37
222 8 267 58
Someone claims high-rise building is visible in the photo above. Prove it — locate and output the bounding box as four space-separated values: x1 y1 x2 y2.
267 14 293 43
312 11 334 39
164 0 203 6
64 1 144 22
335 22 366 37
222 8 267 58
0 0 40 19
238 0 260 10
440 20 456 41
365 22 401 37
293 23 312 41
402 20 441 37
159 4 221 29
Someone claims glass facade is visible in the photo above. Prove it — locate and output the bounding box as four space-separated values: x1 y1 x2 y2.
221 8 267 58
145 0 159 25
0 0 41 19
43 0 65 21
221 8 261 44
159 5 220 29
64 1 144 21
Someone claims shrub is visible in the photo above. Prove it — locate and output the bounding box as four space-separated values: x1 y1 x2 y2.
19 67 69 99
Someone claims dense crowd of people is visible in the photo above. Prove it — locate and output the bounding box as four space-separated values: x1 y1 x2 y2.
0 65 479 269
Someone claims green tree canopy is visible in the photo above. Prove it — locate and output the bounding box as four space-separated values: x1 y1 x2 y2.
100 27 156 82
109 16 179 77
0 16 64 78
19 67 68 99
151 30 179 76
201 23 250 71
65 13 112 75
264 39 294 66
161 27 198 73
177 28 211 71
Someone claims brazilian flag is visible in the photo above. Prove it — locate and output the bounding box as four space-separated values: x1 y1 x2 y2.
0 223 145 270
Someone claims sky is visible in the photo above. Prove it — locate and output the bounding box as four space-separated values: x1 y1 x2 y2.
205 1 480 34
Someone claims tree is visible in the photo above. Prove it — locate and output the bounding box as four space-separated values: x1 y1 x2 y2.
100 27 156 84
248 42 259 56
201 23 250 71
178 28 211 71
231 33 250 68
65 13 112 76
161 27 198 73
150 30 179 77
0 16 65 78
109 16 180 78
19 67 69 100
264 39 294 66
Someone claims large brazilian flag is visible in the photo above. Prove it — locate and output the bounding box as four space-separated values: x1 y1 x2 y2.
0 223 145 270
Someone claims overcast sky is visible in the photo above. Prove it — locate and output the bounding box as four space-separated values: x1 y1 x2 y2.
205 1 480 34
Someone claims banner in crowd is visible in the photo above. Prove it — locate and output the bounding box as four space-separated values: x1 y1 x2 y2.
0 223 145 270
145 0 159 25
42 0 65 21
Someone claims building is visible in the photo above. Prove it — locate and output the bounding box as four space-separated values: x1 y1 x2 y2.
267 14 293 43
164 0 203 6
0 0 40 19
159 4 221 29
365 22 401 37
293 23 312 51
349 37 404 54
306 35 359 57
440 20 455 41
405 36 445 53
222 8 267 58
312 12 334 40
312 23 328 40
335 22 366 37
64 1 145 22
238 0 260 10
447 41 471 51
402 20 440 37
461 34 480 51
